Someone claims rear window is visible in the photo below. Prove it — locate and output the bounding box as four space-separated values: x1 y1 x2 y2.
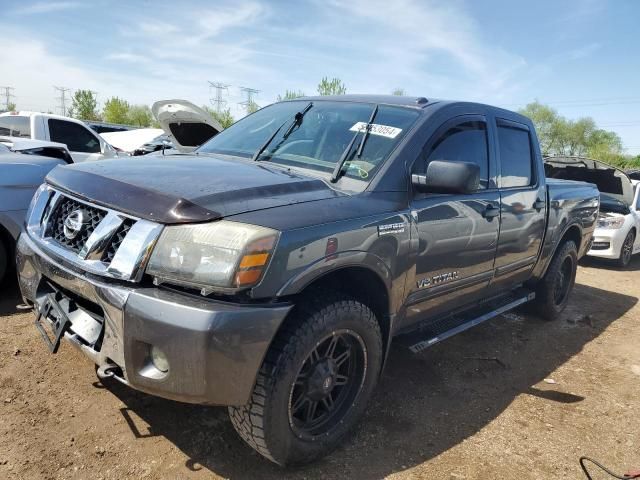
0 115 31 138
498 125 533 188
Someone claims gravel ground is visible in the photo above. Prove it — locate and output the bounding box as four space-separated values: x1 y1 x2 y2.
1 256 639 479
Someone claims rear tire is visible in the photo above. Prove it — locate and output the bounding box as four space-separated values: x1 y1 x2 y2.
617 230 635 268
228 295 383 466
532 240 578 321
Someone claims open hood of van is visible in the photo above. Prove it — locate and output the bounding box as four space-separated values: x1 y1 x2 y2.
151 99 223 153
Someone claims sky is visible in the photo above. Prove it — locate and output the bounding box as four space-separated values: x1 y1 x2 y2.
2 0 640 153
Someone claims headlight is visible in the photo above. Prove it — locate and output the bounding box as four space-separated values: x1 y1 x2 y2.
597 216 625 229
146 220 278 293
26 183 48 225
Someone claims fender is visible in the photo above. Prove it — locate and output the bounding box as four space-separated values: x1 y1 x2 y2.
533 220 583 281
276 249 398 309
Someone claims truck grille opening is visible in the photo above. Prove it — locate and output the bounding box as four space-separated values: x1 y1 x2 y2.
102 218 135 263
50 198 106 252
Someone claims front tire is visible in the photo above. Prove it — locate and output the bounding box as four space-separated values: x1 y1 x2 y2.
229 295 383 466
617 230 635 268
532 240 578 321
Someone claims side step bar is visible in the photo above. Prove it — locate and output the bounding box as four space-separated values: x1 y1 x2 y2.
397 289 536 354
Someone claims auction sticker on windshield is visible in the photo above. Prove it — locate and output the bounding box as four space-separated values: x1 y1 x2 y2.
350 122 402 139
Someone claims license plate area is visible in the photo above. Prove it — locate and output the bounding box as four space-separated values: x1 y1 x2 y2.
35 292 71 353
34 289 104 354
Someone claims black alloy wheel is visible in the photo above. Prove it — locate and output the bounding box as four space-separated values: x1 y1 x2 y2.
288 329 367 439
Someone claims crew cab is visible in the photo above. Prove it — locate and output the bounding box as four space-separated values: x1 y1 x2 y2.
17 95 599 465
0 111 118 162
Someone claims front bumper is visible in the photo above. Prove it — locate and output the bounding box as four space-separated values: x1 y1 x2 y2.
16 233 292 405
587 228 625 260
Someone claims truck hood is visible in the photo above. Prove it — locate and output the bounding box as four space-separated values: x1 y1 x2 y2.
45 154 343 223
151 100 223 153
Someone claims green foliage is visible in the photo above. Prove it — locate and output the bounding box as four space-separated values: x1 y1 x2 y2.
69 89 100 121
127 105 153 127
317 77 347 96
391 88 405 96
277 90 305 101
102 97 130 124
202 106 235 129
7 102 16 111
247 101 260 114
518 101 632 168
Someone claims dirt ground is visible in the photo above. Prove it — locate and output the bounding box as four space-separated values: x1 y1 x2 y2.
1 256 639 480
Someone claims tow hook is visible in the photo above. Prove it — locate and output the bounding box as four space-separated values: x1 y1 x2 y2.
96 364 119 380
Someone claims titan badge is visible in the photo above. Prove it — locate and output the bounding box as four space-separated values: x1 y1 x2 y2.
417 271 459 289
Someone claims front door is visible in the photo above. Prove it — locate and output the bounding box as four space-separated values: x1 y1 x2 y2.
491 118 546 288
404 116 500 328
47 119 103 162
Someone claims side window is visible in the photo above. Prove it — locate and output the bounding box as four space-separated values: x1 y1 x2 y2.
635 185 640 210
48 119 101 153
0 116 31 138
425 121 489 189
498 125 533 188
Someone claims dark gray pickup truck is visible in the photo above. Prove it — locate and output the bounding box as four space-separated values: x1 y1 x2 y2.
17 95 599 465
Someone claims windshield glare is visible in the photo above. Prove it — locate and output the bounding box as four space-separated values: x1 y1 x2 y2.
197 101 419 181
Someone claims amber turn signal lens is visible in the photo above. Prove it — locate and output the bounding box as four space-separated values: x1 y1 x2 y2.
235 268 263 287
239 253 269 268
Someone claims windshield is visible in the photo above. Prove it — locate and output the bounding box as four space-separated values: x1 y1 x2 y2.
197 101 420 182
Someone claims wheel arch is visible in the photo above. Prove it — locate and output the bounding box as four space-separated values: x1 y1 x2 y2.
280 264 392 364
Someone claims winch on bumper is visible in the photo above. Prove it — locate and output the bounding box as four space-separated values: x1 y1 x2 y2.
16 232 292 406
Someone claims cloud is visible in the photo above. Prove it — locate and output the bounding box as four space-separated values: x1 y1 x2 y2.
13 1 83 15
567 42 602 60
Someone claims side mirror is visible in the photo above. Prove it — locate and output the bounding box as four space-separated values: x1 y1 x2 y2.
412 160 480 194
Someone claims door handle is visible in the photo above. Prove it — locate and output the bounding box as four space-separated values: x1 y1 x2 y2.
533 199 545 210
483 205 500 219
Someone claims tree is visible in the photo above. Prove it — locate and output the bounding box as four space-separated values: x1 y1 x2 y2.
519 101 631 168
277 90 305 101
317 77 346 96
6 102 16 111
202 106 235 129
102 97 130 124
68 89 100 121
247 101 260 114
127 105 153 127
391 88 405 96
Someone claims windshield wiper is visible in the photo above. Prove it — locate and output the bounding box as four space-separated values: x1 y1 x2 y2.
330 104 378 183
252 102 313 162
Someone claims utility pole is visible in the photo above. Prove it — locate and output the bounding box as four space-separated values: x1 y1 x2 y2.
53 86 71 116
208 81 229 112
238 87 260 114
0 86 15 111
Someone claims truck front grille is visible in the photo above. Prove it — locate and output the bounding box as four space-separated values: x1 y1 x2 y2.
26 187 163 282
49 198 107 253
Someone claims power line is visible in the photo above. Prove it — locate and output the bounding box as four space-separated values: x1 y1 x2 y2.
208 81 230 112
53 86 71 116
238 87 260 114
0 86 15 110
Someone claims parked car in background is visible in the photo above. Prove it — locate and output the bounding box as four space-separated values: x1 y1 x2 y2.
0 139 73 283
0 111 118 162
100 128 175 156
546 156 640 267
85 121 134 135
627 169 640 181
18 95 598 465
151 99 223 152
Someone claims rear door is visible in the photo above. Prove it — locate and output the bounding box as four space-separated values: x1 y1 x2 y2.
403 115 500 328
491 118 546 288
47 119 102 162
